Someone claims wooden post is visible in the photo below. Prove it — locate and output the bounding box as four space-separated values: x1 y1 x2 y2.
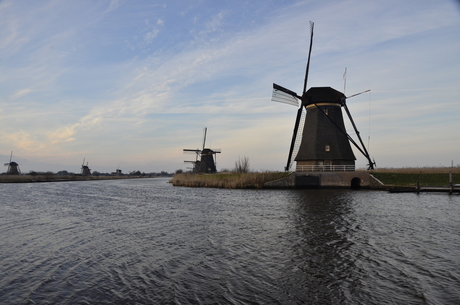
449 171 453 194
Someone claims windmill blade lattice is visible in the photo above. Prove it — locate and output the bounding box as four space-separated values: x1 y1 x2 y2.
288 107 306 170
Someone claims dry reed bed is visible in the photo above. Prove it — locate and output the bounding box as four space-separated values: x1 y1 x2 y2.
170 172 290 189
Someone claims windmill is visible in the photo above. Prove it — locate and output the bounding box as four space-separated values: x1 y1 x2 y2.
272 21 375 172
183 127 221 173
81 158 91 176
4 151 21 175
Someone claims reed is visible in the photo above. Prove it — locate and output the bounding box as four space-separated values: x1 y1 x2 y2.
170 172 290 189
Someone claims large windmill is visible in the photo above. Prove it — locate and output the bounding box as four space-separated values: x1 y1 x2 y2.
272 21 374 172
183 128 221 173
4 151 21 175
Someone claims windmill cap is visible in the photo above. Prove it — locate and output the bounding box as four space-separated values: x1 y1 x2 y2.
201 148 215 154
302 87 345 106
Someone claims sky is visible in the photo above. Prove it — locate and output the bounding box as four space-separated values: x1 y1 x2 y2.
1 0 460 174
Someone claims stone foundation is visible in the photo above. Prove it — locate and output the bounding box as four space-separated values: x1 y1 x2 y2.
264 171 380 189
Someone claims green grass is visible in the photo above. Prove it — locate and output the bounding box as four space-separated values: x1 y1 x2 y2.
371 172 459 187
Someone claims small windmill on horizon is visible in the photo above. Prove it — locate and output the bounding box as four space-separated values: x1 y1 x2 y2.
272 21 375 172
183 128 221 173
4 151 21 175
81 158 91 176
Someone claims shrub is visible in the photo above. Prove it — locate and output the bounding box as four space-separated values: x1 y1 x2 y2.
234 156 250 173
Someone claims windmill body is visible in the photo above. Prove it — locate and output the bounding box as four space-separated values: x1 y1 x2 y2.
81 165 91 176
295 87 356 171
198 148 218 173
82 166 91 176
81 159 91 176
5 161 20 175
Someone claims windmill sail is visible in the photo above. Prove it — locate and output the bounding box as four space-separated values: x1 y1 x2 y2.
287 107 306 171
285 106 303 171
282 21 314 171
342 94 375 169
202 127 207 150
271 84 300 106
303 21 314 93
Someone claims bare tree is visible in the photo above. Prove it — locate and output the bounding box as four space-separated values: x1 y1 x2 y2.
234 156 250 173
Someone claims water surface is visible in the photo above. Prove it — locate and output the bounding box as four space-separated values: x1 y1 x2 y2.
1 178 459 304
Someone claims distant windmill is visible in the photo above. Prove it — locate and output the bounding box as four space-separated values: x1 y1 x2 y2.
183 128 221 173
4 151 21 175
271 21 375 172
81 158 91 176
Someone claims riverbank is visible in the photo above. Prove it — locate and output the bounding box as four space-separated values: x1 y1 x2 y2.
0 174 156 183
170 167 460 189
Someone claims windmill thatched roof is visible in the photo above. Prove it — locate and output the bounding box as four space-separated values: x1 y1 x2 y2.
302 87 345 106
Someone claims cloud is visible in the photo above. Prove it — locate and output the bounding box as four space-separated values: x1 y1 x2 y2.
144 28 160 44
204 11 224 33
48 124 78 145
1 130 45 152
106 0 124 13
8 88 32 101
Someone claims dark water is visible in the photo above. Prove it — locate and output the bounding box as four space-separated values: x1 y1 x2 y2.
1 178 459 305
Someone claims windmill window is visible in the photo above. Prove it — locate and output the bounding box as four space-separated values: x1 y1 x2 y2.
325 108 329 115
325 145 330 152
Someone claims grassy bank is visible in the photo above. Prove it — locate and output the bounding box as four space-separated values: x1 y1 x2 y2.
170 172 290 189
370 166 460 174
371 169 459 187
